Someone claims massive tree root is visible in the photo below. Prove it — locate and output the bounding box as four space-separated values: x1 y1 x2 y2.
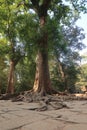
1 90 87 111
11 91 69 111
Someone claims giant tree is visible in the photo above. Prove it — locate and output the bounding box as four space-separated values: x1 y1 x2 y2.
0 0 86 96
22 0 69 95
20 0 87 95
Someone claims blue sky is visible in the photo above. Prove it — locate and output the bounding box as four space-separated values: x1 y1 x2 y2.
76 13 87 55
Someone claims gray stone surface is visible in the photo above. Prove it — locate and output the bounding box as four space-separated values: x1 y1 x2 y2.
0 100 87 130
64 124 87 130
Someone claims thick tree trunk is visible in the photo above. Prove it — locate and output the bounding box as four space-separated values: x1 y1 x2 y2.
6 61 15 94
33 48 51 95
33 16 52 95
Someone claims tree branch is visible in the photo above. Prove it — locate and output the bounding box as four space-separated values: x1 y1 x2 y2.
30 0 39 8
38 0 52 17
30 0 52 15
43 0 52 9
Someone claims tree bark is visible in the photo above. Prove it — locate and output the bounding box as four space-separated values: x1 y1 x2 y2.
33 16 52 95
58 62 68 91
6 61 15 94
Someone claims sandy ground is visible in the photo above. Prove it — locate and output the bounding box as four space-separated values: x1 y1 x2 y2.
0 99 87 130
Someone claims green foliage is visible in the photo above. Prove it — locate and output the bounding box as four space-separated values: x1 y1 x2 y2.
0 0 87 93
77 63 87 87
48 10 85 92
15 57 36 93
0 56 8 93
68 0 87 13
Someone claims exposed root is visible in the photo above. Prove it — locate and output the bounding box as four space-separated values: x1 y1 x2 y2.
11 91 69 111
0 93 19 100
37 101 48 111
0 91 87 111
12 95 25 102
49 102 68 110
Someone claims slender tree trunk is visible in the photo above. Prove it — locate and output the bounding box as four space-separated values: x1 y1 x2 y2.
58 61 65 80
58 61 68 91
33 16 52 95
0 83 1 94
6 61 15 94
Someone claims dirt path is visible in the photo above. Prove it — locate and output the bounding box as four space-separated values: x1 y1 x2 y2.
0 99 87 130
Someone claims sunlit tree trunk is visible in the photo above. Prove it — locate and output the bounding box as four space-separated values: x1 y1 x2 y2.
0 83 1 94
6 61 15 94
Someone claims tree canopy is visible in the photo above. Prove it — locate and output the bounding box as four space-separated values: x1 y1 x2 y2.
0 0 87 95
